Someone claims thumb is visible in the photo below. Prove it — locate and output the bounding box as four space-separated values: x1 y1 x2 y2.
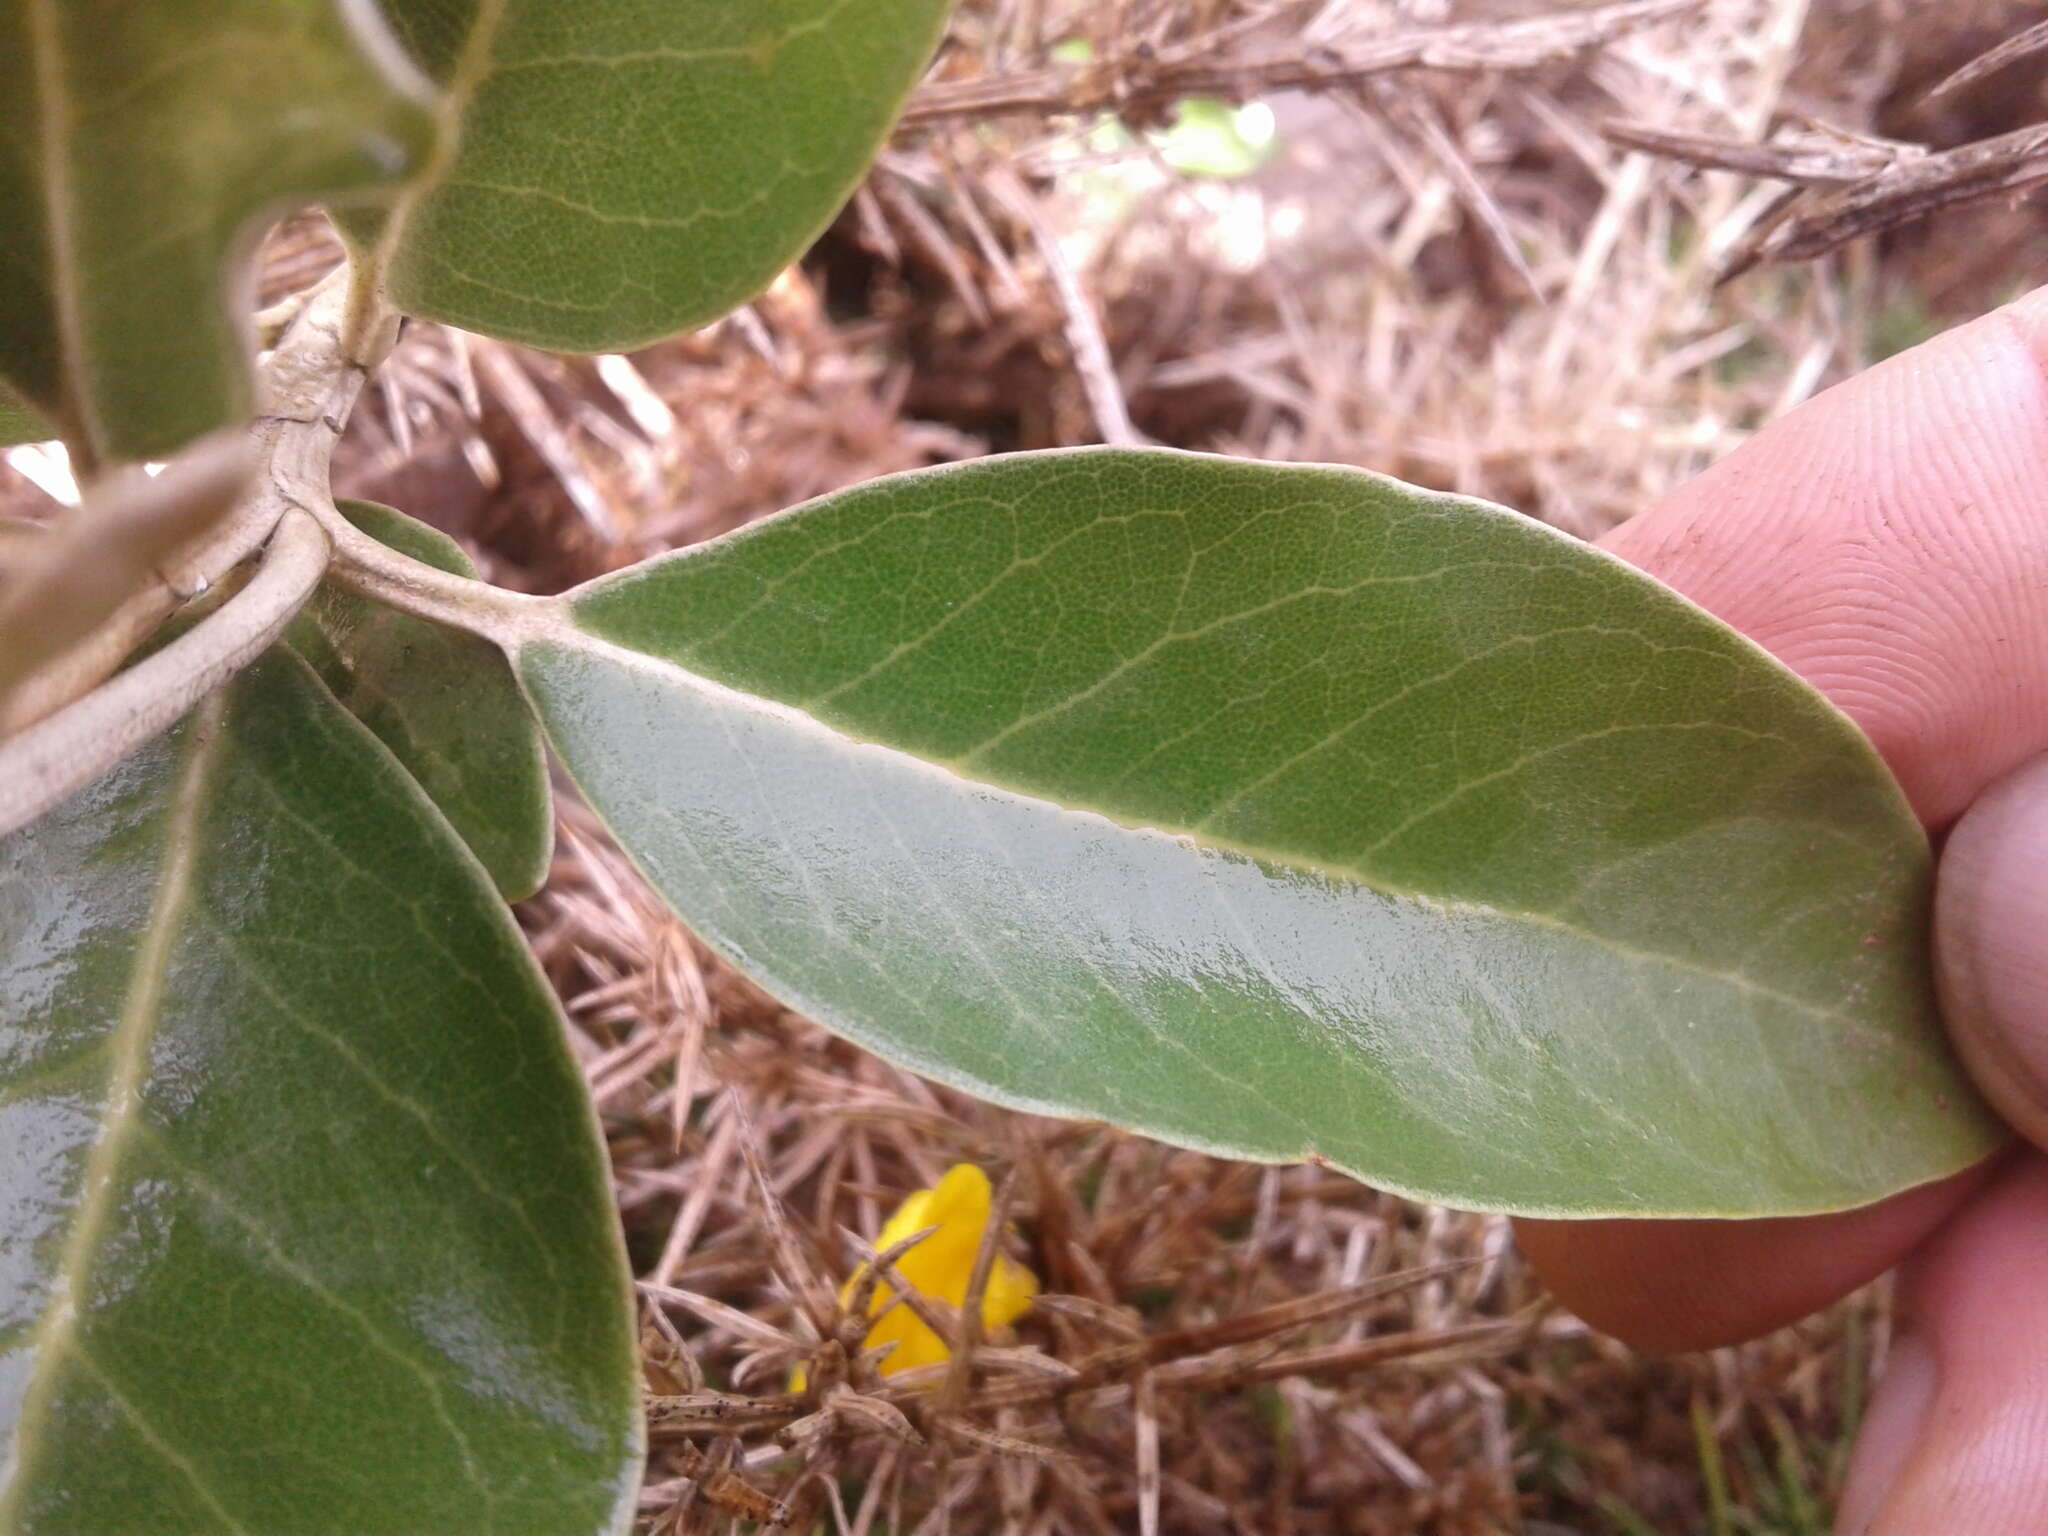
1835 1152 2048 1535
1937 752 2048 1148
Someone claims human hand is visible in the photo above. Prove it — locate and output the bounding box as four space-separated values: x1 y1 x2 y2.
1513 289 2048 1532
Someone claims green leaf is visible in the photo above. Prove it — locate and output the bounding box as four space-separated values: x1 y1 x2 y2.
362 0 952 350
516 447 2001 1218
0 646 639 1532
0 0 434 463
288 499 552 900
0 380 49 447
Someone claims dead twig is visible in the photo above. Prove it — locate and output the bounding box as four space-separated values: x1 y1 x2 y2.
1922 18 2048 106
984 168 1147 446
732 1090 838 1342
1601 119 1907 188
1734 122 2048 273
1605 117 2048 278
648 1389 806 1437
1134 1369 1161 1536
0 431 249 733
648 1260 1493 1440
1377 85 1542 299
903 0 1697 126
669 1442 792 1528
940 1167 1017 1412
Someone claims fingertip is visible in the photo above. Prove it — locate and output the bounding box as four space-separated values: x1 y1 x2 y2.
1598 285 2048 828
1936 751 2048 1147
1513 1162 1991 1354
1839 1154 2048 1535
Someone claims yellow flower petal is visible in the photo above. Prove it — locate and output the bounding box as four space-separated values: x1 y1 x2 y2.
807 1163 1038 1385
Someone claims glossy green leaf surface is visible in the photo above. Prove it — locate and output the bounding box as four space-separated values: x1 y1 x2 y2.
521 448 2001 1218
0 0 432 462
288 499 552 900
364 0 951 350
0 648 639 1533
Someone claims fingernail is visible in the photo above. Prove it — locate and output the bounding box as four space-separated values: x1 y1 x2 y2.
1935 752 2048 1144
1837 1332 1937 1534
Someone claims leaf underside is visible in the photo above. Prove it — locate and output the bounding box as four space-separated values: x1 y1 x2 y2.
365 0 953 350
522 447 2001 1219
0 647 639 1534
288 499 553 901
0 0 432 463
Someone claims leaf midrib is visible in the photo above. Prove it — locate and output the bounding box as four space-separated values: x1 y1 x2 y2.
0 693 227 1522
530 623 1881 1032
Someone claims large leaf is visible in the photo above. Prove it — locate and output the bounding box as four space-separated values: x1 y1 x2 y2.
361 0 952 350
0 383 48 448
287 499 552 900
0 0 433 463
514 448 2001 1219
0 647 639 1532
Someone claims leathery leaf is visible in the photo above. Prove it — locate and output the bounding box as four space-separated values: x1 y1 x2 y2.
512 447 2000 1218
0 646 639 1533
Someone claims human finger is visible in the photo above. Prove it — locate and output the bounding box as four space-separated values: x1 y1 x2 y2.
1515 289 2048 1349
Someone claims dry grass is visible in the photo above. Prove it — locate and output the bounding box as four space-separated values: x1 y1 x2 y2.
122 1 2044 1530
319 1 2030 563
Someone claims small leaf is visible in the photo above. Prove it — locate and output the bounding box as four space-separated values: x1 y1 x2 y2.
0 0 434 463
515 448 2001 1218
362 0 952 350
0 646 639 1532
288 499 552 899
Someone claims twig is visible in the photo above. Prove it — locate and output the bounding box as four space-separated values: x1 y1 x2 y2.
645 1262 1492 1440
314 496 545 642
900 0 1696 126
1379 85 1541 299
874 171 991 328
471 341 622 543
648 1389 807 1436
639 1282 800 1354
220 272 547 646
669 1442 791 1527
732 1090 837 1342
939 1167 1015 1412
825 1386 927 1449
983 168 1146 446
933 1413 1070 1465
1731 122 2048 274
0 264 375 745
1134 1369 1160 1536
651 1109 739 1286
0 508 329 837
1151 1316 1525 1392
1602 119 1905 188
842 1224 943 1352
641 1306 703 1395
1923 19 2048 106
0 433 250 734
844 1229 965 1348
847 1445 899 1536
1604 116 2048 277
